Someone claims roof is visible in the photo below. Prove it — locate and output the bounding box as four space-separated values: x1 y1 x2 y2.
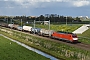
57 31 73 34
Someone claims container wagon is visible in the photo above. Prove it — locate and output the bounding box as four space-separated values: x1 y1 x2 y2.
1 23 8 27
8 24 14 28
31 28 41 34
12 24 19 29
17 26 23 31
40 29 54 37
23 26 32 32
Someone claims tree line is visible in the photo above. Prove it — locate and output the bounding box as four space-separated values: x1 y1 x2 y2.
0 14 82 23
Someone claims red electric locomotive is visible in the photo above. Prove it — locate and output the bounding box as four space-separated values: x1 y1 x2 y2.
51 31 78 43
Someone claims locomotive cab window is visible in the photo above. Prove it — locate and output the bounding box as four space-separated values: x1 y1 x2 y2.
72 34 77 38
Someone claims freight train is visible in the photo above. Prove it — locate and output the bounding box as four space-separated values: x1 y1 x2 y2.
0 23 78 43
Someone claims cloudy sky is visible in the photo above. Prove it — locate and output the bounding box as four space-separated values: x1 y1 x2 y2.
0 0 90 17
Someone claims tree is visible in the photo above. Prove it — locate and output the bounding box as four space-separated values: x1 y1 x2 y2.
39 15 44 21
76 17 80 20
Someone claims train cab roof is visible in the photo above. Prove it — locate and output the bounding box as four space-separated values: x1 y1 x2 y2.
57 31 73 34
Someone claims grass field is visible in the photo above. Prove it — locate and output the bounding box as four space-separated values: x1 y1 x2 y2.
78 28 90 44
78 28 90 38
0 35 49 60
35 24 82 32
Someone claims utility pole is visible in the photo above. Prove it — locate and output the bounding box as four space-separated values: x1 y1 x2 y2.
49 20 50 30
7 18 8 24
11 18 13 24
34 20 35 34
21 19 22 27
20 19 22 36
66 16 67 25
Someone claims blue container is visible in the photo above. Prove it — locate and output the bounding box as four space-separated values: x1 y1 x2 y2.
31 28 41 34
35 28 41 34
17 26 23 31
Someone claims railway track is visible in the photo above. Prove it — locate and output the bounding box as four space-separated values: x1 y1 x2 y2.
29 32 90 51
75 43 90 51
1 26 90 51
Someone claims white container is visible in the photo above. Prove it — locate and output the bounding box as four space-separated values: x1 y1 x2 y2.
23 26 32 32
40 29 54 36
8 24 14 28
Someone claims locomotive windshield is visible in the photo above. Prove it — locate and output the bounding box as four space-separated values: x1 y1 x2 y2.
72 34 77 38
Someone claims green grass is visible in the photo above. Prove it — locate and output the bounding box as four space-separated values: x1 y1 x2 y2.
0 36 49 60
35 24 82 32
78 29 90 38
78 29 90 44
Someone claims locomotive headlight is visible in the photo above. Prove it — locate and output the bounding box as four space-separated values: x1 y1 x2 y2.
73 38 78 40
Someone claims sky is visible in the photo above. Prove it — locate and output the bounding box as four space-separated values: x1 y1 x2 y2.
0 0 90 17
